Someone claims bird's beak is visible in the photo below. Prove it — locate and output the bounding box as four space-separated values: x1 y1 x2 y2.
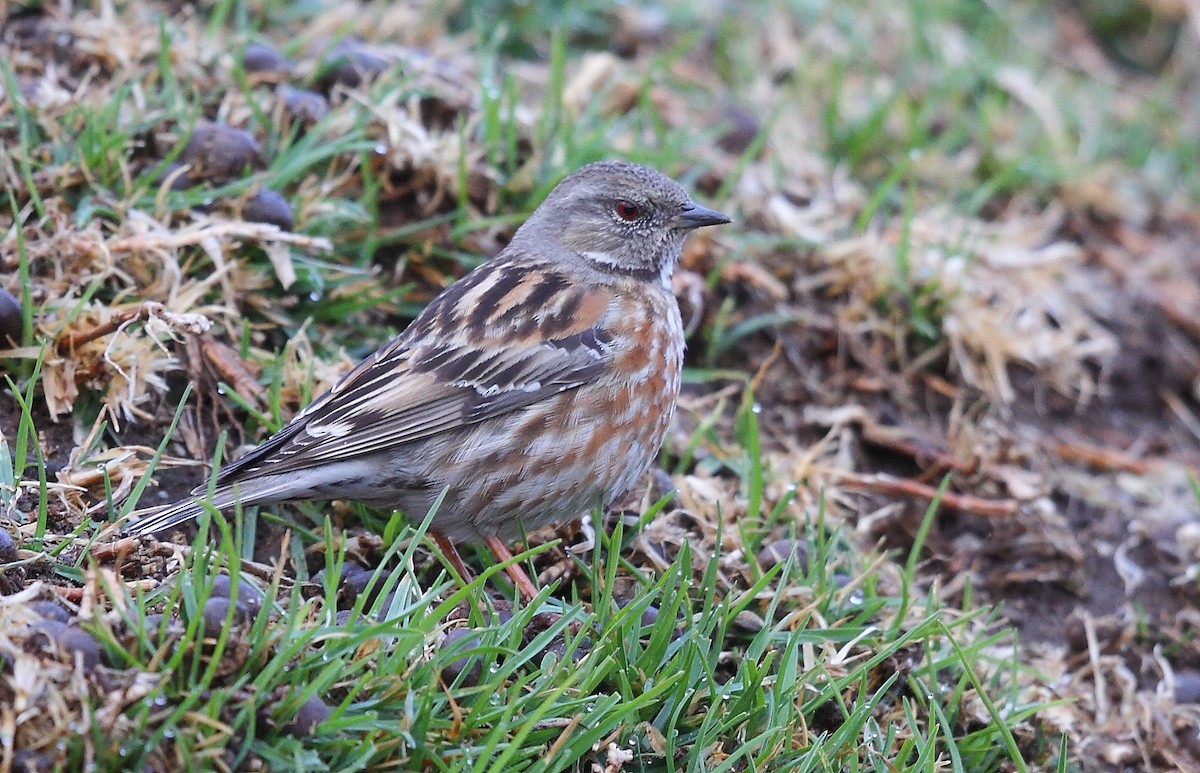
675 202 732 229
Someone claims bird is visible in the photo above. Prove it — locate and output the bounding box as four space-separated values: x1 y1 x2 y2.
124 160 732 601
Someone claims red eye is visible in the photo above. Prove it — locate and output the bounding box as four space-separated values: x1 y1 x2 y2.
615 200 641 221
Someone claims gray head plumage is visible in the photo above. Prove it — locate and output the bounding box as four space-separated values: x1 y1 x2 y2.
512 161 731 283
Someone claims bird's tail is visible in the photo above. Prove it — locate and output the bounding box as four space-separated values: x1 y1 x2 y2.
122 486 243 536
121 480 283 535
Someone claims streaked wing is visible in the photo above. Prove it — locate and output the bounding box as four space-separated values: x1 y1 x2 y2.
215 259 615 484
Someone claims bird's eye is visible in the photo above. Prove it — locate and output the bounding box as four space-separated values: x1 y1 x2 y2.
614 200 641 221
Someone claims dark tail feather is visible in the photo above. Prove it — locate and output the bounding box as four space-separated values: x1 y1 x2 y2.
123 486 242 535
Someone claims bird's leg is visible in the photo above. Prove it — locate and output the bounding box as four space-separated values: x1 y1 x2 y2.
431 531 476 587
431 531 540 605
484 536 540 604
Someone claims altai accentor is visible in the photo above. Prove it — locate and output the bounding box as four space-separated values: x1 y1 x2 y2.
125 160 732 599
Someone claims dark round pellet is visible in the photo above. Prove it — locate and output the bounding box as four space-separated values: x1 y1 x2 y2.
755 539 809 573
439 628 482 685
320 38 389 88
283 693 331 736
0 528 16 562
210 574 264 615
242 189 294 230
153 161 194 190
31 621 101 671
0 288 22 345
279 85 329 123
242 42 289 75
179 122 261 182
342 568 375 600
1175 670 1200 704
313 561 366 586
29 601 70 623
201 596 247 631
58 625 101 671
717 104 761 156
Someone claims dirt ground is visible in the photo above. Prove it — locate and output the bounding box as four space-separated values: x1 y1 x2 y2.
2 1 1200 770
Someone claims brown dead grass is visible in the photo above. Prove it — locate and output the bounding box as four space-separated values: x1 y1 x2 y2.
1 0 1199 769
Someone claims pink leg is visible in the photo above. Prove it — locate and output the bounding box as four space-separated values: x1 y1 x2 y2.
431 531 476 586
485 536 539 604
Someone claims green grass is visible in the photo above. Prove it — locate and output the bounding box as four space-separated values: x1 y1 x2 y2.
4 0 1196 769
56 492 1035 771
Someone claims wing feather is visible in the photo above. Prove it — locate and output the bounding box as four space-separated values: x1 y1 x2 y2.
213 261 615 486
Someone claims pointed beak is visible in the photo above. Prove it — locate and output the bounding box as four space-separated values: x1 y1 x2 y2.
675 202 732 229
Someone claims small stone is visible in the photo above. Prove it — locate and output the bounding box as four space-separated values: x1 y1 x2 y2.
58 626 101 671
242 42 289 75
615 596 659 627
153 161 194 190
373 591 398 618
0 528 16 562
210 574 264 615
12 749 55 772
0 288 23 345
542 634 592 664
439 628 482 685
1175 670 1200 704
242 189 294 230
1064 615 1087 652
283 693 331 736
313 561 366 587
28 619 66 646
29 601 70 623
319 38 390 88
178 121 261 183
30 621 100 671
201 596 248 631
733 610 766 631
313 561 365 586
755 539 809 573
279 85 329 123
717 104 761 156
342 568 377 602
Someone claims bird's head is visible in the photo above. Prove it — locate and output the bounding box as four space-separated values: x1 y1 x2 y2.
515 160 731 285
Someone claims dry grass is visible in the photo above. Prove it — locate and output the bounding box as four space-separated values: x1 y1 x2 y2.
1 0 1199 770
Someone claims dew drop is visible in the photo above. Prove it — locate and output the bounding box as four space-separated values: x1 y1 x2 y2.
309 291 321 302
